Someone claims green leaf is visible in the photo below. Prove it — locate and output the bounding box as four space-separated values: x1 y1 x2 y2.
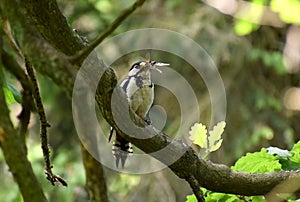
272 52 286 74
271 0 300 24
266 144 300 170
290 141 300 166
247 49 287 75
279 158 300 171
95 0 112 13
3 86 16 104
189 121 226 153
234 1 263 35
232 148 282 173
1 67 21 104
247 196 266 202
208 121 226 152
189 123 207 148
7 83 22 103
234 19 259 36
205 192 243 202
210 139 223 152
266 146 292 157
186 194 197 202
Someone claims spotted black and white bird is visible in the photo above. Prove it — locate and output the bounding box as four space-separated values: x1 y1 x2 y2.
109 60 169 168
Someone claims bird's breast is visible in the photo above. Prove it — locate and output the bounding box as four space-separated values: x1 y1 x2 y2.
130 85 154 118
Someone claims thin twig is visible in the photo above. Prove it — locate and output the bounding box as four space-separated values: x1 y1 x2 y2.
24 56 67 187
1 51 34 143
70 0 147 64
186 175 205 202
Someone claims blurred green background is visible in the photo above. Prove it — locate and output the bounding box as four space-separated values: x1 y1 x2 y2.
1 0 300 201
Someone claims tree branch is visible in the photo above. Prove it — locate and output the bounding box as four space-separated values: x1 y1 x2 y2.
69 0 147 64
94 59 300 196
186 175 204 201
0 52 47 202
21 0 84 55
25 56 67 187
17 0 109 199
81 144 109 202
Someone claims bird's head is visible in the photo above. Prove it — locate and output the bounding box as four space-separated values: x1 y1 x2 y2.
128 60 169 76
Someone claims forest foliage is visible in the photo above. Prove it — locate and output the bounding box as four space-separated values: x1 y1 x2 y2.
0 0 300 201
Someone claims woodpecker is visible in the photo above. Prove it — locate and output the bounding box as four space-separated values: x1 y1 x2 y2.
109 60 169 168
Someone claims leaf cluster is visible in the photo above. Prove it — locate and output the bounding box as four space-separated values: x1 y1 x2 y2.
186 141 300 201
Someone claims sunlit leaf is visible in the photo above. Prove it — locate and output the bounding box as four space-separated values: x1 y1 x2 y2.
234 19 258 36
247 196 266 202
232 148 282 173
209 139 223 152
3 86 16 104
208 121 226 152
291 141 300 154
234 0 264 36
189 121 226 153
189 123 207 148
290 141 300 166
186 194 197 202
271 0 300 24
7 83 22 103
205 192 243 202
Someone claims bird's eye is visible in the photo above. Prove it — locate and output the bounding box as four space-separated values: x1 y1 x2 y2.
129 62 142 71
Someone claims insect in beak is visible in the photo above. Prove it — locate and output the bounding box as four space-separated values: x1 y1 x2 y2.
151 62 169 73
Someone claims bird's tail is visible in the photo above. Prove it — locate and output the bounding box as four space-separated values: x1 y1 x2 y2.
109 128 133 168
